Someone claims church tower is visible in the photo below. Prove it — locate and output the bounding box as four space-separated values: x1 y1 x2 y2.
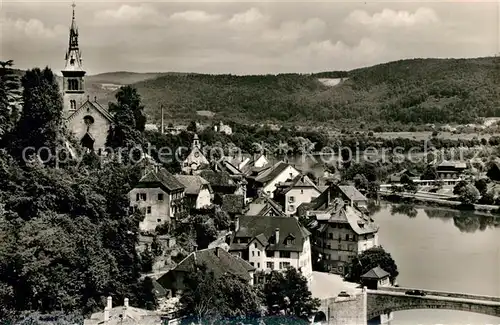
62 2 86 117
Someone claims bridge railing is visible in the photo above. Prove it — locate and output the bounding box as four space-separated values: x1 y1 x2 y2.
375 286 500 303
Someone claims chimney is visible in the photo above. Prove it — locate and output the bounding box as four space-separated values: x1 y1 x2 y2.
275 228 280 244
94 96 97 102
104 296 112 322
234 216 240 231
160 105 164 134
123 298 129 318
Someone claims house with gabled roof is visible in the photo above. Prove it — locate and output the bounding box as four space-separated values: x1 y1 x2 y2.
174 175 212 210
244 196 285 217
229 215 313 285
129 166 185 232
274 174 323 216
360 266 391 289
157 247 255 297
246 161 301 199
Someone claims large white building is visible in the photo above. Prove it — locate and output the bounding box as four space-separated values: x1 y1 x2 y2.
301 185 379 275
229 215 313 285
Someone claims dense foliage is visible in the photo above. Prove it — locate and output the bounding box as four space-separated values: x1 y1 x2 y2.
99 57 500 125
0 67 157 322
260 268 320 319
179 264 263 324
345 247 399 284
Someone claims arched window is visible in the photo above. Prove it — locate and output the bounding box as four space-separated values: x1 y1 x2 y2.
68 79 79 91
70 100 76 110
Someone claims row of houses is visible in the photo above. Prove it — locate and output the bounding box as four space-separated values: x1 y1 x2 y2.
98 135 382 324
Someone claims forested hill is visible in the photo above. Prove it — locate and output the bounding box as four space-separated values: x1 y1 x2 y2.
96 57 498 125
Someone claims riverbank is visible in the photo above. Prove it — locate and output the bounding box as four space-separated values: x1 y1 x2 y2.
379 190 500 214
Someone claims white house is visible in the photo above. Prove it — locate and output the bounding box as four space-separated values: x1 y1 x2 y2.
254 162 301 198
274 174 323 215
229 215 313 285
214 121 233 135
129 167 185 232
181 134 209 175
174 175 213 209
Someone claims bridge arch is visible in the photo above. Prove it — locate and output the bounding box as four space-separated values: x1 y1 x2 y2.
367 293 500 321
312 311 327 323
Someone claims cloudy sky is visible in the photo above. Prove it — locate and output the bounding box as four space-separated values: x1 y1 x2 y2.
1 0 499 75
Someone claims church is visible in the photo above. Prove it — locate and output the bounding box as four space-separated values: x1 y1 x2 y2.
61 3 113 152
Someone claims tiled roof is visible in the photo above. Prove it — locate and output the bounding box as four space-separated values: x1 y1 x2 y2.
338 185 367 202
173 247 254 281
244 196 284 216
277 174 320 195
231 215 311 252
175 175 211 195
221 194 245 214
136 167 185 192
361 266 390 279
199 170 236 188
256 162 293 184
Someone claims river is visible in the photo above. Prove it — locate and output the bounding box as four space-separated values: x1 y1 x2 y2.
371 204 500 325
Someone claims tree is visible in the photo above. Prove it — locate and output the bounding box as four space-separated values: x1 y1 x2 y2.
0 60 21 138
453 180 468 195
420 166 437 180
401 174 418 193
459 184 480 205
345 247 399 284
354 174 369 192
9 67 64 162
479 191 495 205
474 178 488 196
187 120 197 133
108 86 146 132
179 264 262 324
261 268 320 319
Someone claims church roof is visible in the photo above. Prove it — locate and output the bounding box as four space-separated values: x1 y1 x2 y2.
67 99 114 122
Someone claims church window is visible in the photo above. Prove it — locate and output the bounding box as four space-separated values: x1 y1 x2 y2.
70 100 76 110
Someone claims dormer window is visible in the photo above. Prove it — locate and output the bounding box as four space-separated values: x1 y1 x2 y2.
285 237 295 246
70 57 75 66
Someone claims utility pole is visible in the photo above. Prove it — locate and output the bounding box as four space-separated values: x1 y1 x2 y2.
160 104 164 134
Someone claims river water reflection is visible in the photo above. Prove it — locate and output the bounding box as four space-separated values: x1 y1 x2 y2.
371 204 500 325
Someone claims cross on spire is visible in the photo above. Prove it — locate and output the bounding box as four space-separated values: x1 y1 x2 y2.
72 2 76 19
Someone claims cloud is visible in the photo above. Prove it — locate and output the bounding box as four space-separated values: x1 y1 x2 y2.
0 17 66 39
170 10 221 23
261 18 326 43
346 7 439 28
229 8 268 25
93 4 166 26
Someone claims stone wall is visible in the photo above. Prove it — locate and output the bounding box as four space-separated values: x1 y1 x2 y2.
320 289 367 325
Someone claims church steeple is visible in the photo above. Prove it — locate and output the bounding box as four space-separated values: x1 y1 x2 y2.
63 2 84 72
62 1 86 116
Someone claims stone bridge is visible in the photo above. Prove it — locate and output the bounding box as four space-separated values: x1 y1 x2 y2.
317 286 500 325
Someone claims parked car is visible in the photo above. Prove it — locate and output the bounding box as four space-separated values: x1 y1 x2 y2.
405 290 426 296
338 291 350 297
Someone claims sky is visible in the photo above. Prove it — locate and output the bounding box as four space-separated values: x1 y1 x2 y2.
1 0 499 75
